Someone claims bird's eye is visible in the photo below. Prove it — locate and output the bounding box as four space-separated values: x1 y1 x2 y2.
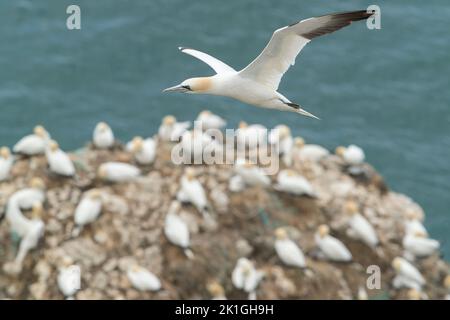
182 85 191 91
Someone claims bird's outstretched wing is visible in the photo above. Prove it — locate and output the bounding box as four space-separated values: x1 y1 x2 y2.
239 10 373 90
178 47 236 74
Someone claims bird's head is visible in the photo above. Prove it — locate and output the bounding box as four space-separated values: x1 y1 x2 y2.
88 188 103 201
444 275 450 289
344 200 359 216
96 122 110 133
392 257 402 271
274 228 288 240
335 146 346 157
31 202 43 219
407 289 421 300
294 137 305 148
34 125 48 138
207 281 225 297
131 136 144 153
49 140 59 152
0 146 11 159
317 224 329 238
29 177 45 190
163 77 212 94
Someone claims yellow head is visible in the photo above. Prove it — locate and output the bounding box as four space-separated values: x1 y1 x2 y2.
30 177 45 190
318 225 329 237
407 288 421 300
185 167 196 181
335 146 346 157
61 256 74 267
88 189 102 200
130 264 142 273
49 140 59 152
97 122 110 132
345 200 359 215
131 136 144 153
97 166 108 179
274 228 288 240
0 146 10 159
294 137 305 148
285 169 297 177
207 281 225 297
278 126 291 139
31 202 43 219
413 231 427 238
163 115 176 126
239 121 248 129
444 275 450 289
392 257 402 271
200 110 211 117
34 125 47 138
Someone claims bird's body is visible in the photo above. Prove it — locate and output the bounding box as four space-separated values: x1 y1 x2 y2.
164 213 191 254
392 257 425 289
177 169 209 216
274 169 315 196
13 126 50 156
46 141 76 176
57 263 81 299
158 115 190 142
98 162 140 182
164 11 373 118
292 137 329 162
234 159 271 188
403 233 439 258
275 237 306 269
9 178 46 210
129 136 157 165
232 258 264 299
195 110 226 130
93 122 114 149
127 266 161 292
336 144 365 165
347 212 379 248
315 225 352 262
74 190 103 229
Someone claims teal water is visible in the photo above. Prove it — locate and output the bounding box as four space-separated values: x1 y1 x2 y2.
1 1 449 256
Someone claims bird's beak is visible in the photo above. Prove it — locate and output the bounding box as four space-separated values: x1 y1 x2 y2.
162 84 189 93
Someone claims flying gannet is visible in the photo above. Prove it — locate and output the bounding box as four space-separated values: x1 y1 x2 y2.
164 10 373 118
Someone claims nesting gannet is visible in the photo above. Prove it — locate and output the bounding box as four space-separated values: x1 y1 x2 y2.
15 202 45 266
232 257 265 300
292 137 329 162
269 125 293 154
234 158 271 187
13 125 50 155
274 228 306 269
274 169 315 196
0 146 14 181
73 189 103 236
46 140 76 176
335 144 365 165
404 210 428 237
315 225 352 262
177 167 210 217
9 177 46 210
158 115 190 142
195 110 226 130
127 265 161 292
164 11 373 118
402 231 440 258
164 201 193 258
228 175 245 192
345 201 379 248
57 257 81 299
391 257 425 290
236 121 267 150
93 122 114 149
407 288 426 300
207 281 227 300
98 162 140 182
129 136 157 165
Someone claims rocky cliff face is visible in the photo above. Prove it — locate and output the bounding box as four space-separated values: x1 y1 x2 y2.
0 139 448 300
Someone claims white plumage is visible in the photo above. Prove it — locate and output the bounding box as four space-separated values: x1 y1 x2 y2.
46 140 75 176
274 228 306 268
292 137 329 162
336 144 365 165
228 175 245 192
268 125 293 157
232 258 264 300
234 158 270 187
179 130 221 161
195 110 226 130
315 225 352 262
93 122 114 149
98 162 140 182
236 122 267 150
164 202 192 257
57 259 81 298
177 168 209 216
274 169 315 196
402 233 439 258
392 257 425 289
9 177 46 210
158 115 190 142
345 201 378 247
164 11 373 118
404 210 428 236
127 265 161 292
74 189 103 228
129 136 157 165
0 147 14 181
13 125 50 155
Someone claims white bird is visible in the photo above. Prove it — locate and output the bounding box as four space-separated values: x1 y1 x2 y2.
9 177 46 210
391 257 425 290
14 202 45 266
164 11 373 118
335 144 365 165
73 189 103 235
274 228 306 269
6 198 32 237
207 281 227 300
164 201 193 258
228 175 245 192
292 137 329 162
232 257 265 300
46 140 76 176
13 125 50 155
274 169 315 196
129 136 157 165
177 167 210 217
234 158 271 187
93 122 114 149
127 265 161 292
236 121 267 150
0 146 14 181
269 125 293 155
402 231 440 258
345 201 379 247
57 257 81 299
97 162 140 182
158 115 190 142
179 130 222 161
404 210 428 237
315 224 352 262
195 110 226 130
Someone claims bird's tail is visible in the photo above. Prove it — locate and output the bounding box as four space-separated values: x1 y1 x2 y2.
286 102 320 120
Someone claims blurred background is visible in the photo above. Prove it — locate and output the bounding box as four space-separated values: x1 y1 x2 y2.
0 0 449 256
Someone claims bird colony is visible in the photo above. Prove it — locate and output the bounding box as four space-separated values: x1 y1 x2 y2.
0 112 448 300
